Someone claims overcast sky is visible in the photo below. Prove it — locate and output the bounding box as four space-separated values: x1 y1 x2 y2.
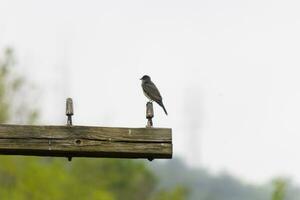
1 0 300 184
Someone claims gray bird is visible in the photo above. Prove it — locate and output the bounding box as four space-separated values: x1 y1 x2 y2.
140 75 168 115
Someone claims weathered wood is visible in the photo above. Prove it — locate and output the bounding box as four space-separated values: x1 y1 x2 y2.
0 124 172 159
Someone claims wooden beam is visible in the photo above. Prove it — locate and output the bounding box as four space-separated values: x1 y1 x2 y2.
0 124 172 159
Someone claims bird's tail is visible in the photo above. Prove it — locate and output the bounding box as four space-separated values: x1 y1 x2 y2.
157 101 168 115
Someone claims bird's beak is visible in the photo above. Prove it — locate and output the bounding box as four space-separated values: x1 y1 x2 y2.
140 77 142 80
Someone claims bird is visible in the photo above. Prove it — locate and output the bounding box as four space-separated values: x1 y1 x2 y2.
140 75 168 115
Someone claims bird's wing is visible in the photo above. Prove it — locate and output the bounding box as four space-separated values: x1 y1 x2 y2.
142 82 162 102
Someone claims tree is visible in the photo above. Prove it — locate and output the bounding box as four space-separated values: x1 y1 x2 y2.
272 178 287 200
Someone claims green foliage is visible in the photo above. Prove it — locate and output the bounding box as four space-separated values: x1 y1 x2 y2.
272 178 287 200
70 159 157 200
0 157 156 200
153 186 188 200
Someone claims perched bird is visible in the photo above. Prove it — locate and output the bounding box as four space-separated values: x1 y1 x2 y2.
140 75 168 115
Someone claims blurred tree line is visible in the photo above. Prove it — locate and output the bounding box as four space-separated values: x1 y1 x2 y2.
0 48 187 200
151 159 300 200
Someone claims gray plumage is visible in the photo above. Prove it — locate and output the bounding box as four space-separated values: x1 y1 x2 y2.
140 75 168 115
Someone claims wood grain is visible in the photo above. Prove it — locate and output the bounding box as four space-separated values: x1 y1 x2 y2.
0 124 172 159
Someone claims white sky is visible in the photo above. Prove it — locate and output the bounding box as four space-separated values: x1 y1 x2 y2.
1 0 300 184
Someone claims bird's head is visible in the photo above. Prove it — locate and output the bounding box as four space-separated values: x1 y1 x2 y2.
140 75 151 81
